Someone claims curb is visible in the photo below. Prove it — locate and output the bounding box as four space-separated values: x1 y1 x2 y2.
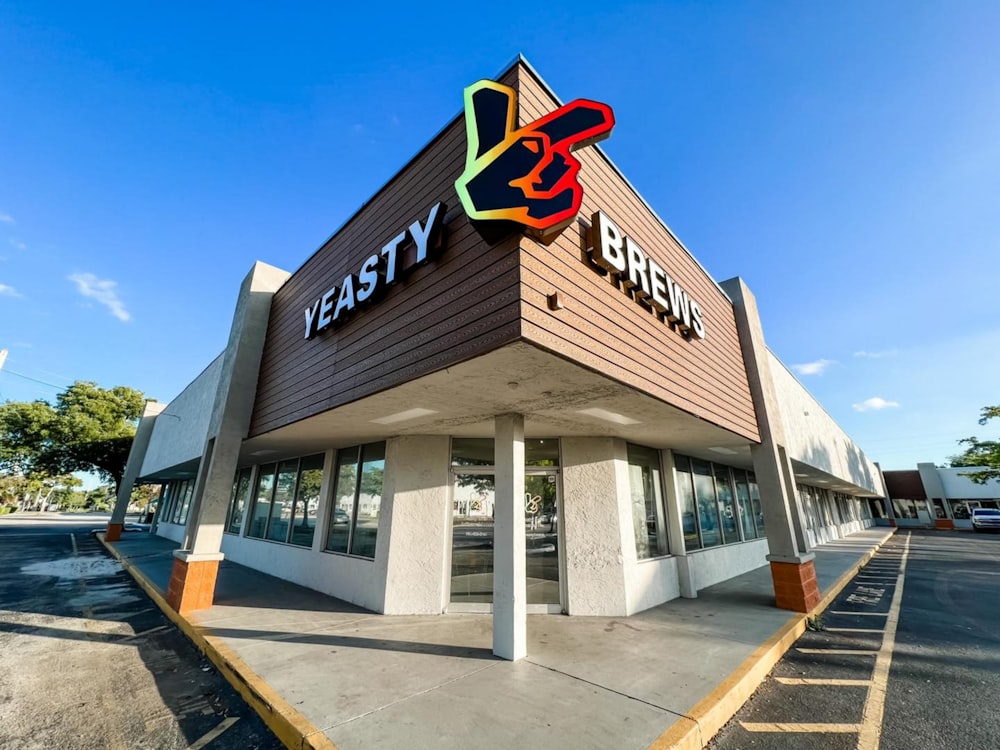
648 527 898 750
97 532 339 750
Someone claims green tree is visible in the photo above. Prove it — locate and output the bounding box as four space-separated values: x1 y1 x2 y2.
950 405 1000 484
0 381 145 493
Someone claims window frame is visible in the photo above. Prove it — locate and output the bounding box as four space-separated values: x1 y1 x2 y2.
324 441 386 560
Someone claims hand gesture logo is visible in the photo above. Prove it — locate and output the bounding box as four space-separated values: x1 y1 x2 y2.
455 79 615 237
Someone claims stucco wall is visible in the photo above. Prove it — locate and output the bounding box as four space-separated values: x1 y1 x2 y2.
689 538 770 592
380 436 451 614
560 437 630 615
141 355 224 477
156 520 186 545
627 557 681 614
933 466 1000 499
220 534 384 612
768 350 884 495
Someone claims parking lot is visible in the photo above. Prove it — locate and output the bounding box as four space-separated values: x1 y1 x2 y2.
711 529 1000 749
0 514 283 750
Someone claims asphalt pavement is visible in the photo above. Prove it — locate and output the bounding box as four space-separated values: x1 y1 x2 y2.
0 513 283 750
710 528 1000 750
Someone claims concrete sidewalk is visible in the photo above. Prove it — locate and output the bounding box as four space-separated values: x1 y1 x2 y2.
99 528 895 750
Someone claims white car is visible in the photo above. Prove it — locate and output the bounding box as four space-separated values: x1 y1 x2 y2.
971 507 1000 532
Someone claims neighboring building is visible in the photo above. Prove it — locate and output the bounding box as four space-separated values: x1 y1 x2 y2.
883 463 1000 530
108 57 885 661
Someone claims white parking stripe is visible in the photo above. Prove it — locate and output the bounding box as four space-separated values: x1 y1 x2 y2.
829 611 887 616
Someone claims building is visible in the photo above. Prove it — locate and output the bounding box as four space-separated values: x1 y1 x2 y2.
882 463 1000 530
107 57 886 661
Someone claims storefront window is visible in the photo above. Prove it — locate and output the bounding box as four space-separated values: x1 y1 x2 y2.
265 460 298 542
325 442 384 559
748 473 764 535
248 464 276 538
692 459 721 548
225 468 252 535
627 444 667 559
673 455 764 551
714 464 739 544
174 480 194 525
734 470 758 540
674 456 701 551
290 454 324 547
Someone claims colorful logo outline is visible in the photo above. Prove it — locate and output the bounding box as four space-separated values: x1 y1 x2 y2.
455 79 615 237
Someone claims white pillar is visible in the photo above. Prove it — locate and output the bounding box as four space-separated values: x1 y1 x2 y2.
661 450 697 599
493 413 526 661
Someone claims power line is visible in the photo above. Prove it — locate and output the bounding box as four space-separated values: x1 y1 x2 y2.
0 368 64 390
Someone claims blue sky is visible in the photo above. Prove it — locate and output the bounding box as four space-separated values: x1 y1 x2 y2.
1 1 998 472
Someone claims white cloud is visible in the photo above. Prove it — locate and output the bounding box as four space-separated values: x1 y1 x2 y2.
0 213 14 224
68 272 131 321
853 349 898 359
852 396 900 412
8 239 26 251
792 358 836 376
0 283 21 298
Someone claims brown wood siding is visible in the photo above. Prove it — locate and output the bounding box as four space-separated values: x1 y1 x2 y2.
883 470 927 500
515 67 760 441
250 71 522 437
252 61 759 442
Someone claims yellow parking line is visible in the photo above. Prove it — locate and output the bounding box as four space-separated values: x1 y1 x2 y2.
858 532 911 750
774 678 870 686
741 722 860 733
796 648 878 655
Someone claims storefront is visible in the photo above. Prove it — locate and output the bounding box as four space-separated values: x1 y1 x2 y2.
884 463 1000 530
109 57 885 660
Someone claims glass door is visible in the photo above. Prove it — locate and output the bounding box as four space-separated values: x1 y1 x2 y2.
448 470 561 611
524 472 560 606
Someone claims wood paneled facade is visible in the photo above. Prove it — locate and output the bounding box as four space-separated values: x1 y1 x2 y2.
250 61 759 443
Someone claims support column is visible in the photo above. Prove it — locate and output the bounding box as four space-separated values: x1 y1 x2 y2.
165 261 290 615
106 401 165 541
722 277 818 613
661 450 697 599
493 413 526 661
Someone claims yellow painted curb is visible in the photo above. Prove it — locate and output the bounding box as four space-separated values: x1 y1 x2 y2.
648 527 897 750
97 533 339 750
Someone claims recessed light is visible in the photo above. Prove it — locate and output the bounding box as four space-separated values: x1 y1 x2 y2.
250 449 276 457
577 408 641 426
371 407 438 425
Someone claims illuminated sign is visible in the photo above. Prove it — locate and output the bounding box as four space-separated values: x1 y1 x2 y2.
303 203 446 340
589 211 706 340
455 79 614 238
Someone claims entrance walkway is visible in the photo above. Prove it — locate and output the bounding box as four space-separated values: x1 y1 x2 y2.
101 528 894 750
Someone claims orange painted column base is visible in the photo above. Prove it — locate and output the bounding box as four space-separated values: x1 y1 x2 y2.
104 523 124 542
770 559 821 613
165 555 222 615
934 519 954 530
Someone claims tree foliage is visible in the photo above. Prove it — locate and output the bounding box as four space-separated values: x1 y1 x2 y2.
950 405 1000 484
0 381 145 492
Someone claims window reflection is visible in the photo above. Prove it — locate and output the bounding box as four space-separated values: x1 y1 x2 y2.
325 442 383 559
673 454 765 550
